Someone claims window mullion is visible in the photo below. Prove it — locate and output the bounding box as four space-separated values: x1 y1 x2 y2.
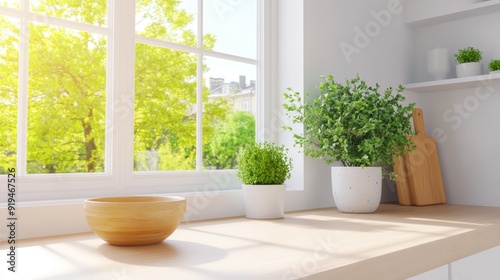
257 0 267 143
16 4 29 176
105 0 114 175
196 0 204 170
27 12 108 35
203 50 257 65
111 0 136 186
135 35 200 54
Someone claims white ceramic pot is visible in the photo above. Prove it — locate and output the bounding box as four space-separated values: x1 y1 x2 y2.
427 48 450 80
331 166 382 213
456 62 482 78
242 184 286 219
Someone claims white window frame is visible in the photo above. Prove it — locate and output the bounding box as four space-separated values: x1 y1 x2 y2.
0 0 271 203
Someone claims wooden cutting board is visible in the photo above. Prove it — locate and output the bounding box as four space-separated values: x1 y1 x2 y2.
393 154 413 205
404 108 446 205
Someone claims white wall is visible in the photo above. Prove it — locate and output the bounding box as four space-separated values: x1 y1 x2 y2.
300 0 420 202
302 0 500 208
274 0 334 211
411 11 500 207
418 87 500 207
304 0 416 86
273 0 421 209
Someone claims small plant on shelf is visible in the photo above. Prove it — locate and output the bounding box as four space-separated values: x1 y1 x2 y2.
454 46 483 64
454 46 484 78
488 59 500 72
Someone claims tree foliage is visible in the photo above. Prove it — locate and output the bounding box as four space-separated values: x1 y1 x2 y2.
0 16 18 173
204 111 256 169
0 0 252 174
27 23 107 173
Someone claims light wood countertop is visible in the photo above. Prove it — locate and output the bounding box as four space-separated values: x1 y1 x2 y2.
2 203 500 280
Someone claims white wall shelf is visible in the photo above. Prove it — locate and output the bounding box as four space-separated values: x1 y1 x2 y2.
405 73 500 93
405 0 500 27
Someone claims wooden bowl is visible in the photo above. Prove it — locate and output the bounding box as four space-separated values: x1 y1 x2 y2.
84 196 186 246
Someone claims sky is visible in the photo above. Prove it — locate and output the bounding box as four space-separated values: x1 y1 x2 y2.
179 0 257 88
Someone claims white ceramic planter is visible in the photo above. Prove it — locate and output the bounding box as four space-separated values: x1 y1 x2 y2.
427 48 450 80
242 184 286 219
331 167 382 213
456 62 482 78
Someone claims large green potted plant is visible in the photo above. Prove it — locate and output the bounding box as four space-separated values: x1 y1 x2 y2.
454 46 483 78
283 75 415 213
237 141 293 219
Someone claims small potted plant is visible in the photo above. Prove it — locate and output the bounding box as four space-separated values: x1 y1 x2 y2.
283 75 415 213
488 59 500 74
237 141 293 219
454 46 483 78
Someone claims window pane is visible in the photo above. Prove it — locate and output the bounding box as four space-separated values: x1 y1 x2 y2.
0 16 18 174
27 23 107 173
1 0 19 9
203 57 256 170
134 44 198 171
136 0 197 47
30 0 107 26
203 0 256 59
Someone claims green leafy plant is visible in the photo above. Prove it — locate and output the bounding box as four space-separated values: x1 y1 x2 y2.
283 75 415 178
454 46 483 64
488 59 500 72
237 141 293 185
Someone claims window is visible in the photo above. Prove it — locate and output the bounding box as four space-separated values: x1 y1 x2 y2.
134 0 257 172
0 0 265 201
27 24 107 174
0 1 108 176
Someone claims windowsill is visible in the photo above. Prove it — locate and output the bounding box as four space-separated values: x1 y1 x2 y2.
5 203 500 279
0 188 313 240
4 188 306 208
